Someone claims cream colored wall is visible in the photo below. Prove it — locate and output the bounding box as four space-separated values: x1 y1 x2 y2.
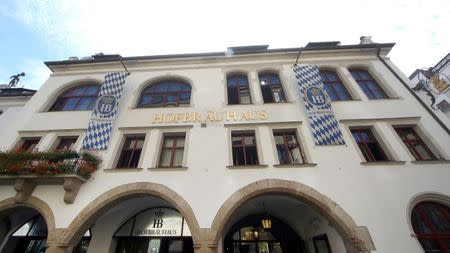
0 50 449 253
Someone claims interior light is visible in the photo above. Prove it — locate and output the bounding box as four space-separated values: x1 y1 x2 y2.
261 218 272 229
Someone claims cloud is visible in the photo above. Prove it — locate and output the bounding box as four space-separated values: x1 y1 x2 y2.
2 0 450 76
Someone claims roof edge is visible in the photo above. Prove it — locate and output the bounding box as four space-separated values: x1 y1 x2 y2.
44 43 396 68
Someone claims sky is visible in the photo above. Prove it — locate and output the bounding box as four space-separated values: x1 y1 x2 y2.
0 0 449 90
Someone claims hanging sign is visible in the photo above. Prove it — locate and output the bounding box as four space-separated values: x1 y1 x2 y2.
292 65 345 145
82 72 129 150
131 208 191 237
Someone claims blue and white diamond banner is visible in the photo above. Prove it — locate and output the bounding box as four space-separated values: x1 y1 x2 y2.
293 65 345 145
82 72 129 150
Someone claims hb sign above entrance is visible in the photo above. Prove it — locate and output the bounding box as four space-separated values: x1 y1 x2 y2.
292 65 345 145
82 72 129 150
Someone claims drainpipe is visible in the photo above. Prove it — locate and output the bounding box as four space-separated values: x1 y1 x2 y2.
376 46 450 136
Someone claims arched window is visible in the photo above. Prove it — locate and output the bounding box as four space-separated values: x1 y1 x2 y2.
50 84 100 111
411 201 450 252
319 70 351 101
4 214 91 253
227 73 251 105
138 80 191 107
258 72 286 103
349 68 388 99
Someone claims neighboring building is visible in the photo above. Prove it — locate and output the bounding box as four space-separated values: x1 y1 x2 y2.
409 52 450 122
0 85 36 113
0 39 449 253
0 85 36 150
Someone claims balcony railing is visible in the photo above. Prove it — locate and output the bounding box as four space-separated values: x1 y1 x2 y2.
0 151 101 204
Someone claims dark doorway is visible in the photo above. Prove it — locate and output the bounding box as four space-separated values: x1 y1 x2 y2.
224 215 306 253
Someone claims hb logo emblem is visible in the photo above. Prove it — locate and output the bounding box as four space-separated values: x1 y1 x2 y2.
96 95 118 116
305 87 327 106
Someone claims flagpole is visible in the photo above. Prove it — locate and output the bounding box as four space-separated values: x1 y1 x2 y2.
119 56 130 74
294 47 303 66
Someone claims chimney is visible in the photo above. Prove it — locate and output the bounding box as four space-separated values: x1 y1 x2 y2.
360 36 374 45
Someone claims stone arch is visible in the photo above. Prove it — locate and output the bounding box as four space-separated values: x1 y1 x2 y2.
63 182 201 247
211 179 374 253
0 196 56 240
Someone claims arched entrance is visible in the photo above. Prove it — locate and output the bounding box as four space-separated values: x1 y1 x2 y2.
0 197 55 253
1 211 47 253
224 214 305 253
212 180 373 253
114 207 193 253
62 183 200 253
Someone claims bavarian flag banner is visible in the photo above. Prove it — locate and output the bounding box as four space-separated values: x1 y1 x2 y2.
82 72 129 150
293 65 345 145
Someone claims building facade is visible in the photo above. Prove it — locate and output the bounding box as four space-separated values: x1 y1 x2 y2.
0 41 449 253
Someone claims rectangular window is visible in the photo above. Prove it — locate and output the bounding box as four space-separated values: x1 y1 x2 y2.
18 138 41 152
273 130 305 164
55 136 78 151
159 134 185 167
227 75 251 105
394 127 436 160
259 73 286 103
231 131 259 166
351 128 388 162
313 234 332 253
349 69 388 100
117 135 145 168
319 70 351 101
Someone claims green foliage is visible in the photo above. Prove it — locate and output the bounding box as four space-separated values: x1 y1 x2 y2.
0 151 101 178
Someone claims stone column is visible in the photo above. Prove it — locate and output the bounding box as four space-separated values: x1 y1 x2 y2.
46 228 73 253
194 228 218 253
45 246 74 253
194 244 218 253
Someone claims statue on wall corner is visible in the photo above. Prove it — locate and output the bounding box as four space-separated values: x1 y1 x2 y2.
8 72 25 87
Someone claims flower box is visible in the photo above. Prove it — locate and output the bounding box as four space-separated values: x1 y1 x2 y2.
0 151 101 204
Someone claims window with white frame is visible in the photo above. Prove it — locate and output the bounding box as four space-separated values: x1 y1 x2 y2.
116 135 145 168
273 130 306 165
231 131 259 166
158 133 186 167
350 127 389 162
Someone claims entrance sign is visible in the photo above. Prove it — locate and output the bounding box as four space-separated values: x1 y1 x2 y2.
292 65 345 145
114 208 191 237
82 72 129 150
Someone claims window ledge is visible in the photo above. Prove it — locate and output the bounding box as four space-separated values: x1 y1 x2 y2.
411 160 450 164
330 99 362 102
131 104 191 109
148 167 188 171
360 161 406 166
262 101 291 104
104 168 143 172
367 97 401 101
226 103 255 106
273 163 317 168
227 165 268 169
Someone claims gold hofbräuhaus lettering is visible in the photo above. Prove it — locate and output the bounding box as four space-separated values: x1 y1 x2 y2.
153 110 269 124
